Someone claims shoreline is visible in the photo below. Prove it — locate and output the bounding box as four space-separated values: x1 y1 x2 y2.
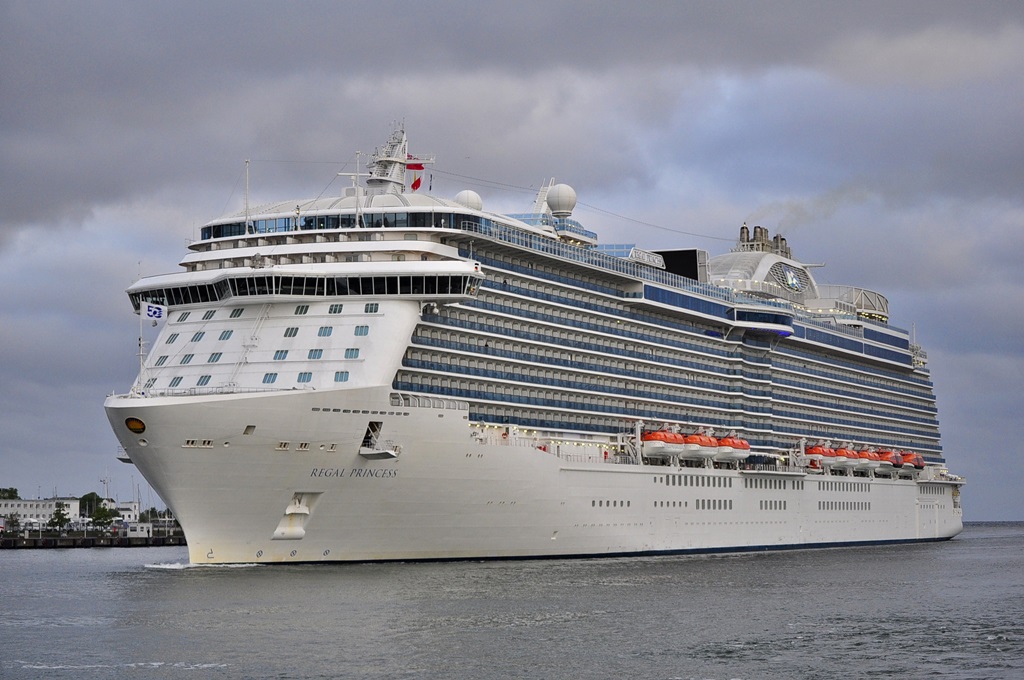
0 536 186 549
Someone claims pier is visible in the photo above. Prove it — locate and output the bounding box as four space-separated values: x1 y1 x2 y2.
0 535 186 550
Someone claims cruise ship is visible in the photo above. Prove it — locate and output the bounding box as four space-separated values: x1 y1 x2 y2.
104 126 964 564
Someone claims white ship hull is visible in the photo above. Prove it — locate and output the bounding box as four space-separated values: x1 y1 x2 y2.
105 127 964 564
106 386 963 564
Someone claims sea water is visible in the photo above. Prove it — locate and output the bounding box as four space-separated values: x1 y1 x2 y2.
1 522 1021 679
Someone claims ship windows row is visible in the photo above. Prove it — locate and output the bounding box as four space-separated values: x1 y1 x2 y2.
165 324 366 346
176 310 226 322
148 370 352 391
410 336 736 395
402 355 737 414
202 210 474 240
817 480 869 493
169 305 357 323
818 501 871 511
155 346 361 367
423 314 737 386
744 477 789 490
404 383 741 435
696 498 731 511
131 274 477 310
919 484 947 495
481 273 727 356
591 500 631 508
397 374 738 433
659 474 733 488
261 372 350 384
651 499 735 510
759 500 787 511
469 294 735 367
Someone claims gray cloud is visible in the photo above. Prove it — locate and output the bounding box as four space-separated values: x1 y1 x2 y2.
1 1 1021 519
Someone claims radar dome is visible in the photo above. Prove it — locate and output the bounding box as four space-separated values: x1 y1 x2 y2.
454 190 483 211
546 183 576 217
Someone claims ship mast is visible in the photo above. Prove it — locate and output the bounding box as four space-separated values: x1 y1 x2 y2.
365 125 434 195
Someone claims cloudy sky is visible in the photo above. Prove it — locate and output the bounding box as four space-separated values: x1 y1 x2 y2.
1 1 1021 519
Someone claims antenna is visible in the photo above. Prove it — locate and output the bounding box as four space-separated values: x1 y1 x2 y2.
99 475 111 501
244 159 250 229
339 151 370 227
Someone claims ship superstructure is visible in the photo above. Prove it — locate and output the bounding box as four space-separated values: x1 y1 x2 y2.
105 127 963 564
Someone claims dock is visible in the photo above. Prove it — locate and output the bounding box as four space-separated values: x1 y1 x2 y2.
0 535 187 549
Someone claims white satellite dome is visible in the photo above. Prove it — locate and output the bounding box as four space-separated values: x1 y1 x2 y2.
454 190 483 211
546 183 576 217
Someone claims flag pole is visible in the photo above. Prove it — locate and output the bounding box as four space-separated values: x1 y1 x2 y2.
137 303 145 395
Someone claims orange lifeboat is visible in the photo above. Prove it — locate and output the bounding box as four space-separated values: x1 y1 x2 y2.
715 436 750 462
857 449 881 472
876 450 899 473
682 432 719 460
834 447 858 469
641 428 687 458
900 451 926 469
806 445 826 459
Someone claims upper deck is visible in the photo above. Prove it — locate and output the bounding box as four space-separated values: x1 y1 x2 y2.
141 127 925 372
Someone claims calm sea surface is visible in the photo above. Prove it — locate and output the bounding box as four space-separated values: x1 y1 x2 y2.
1 522 1022 679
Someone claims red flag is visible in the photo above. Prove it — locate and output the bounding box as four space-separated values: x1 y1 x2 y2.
407 154 425 171
411 174 422 191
